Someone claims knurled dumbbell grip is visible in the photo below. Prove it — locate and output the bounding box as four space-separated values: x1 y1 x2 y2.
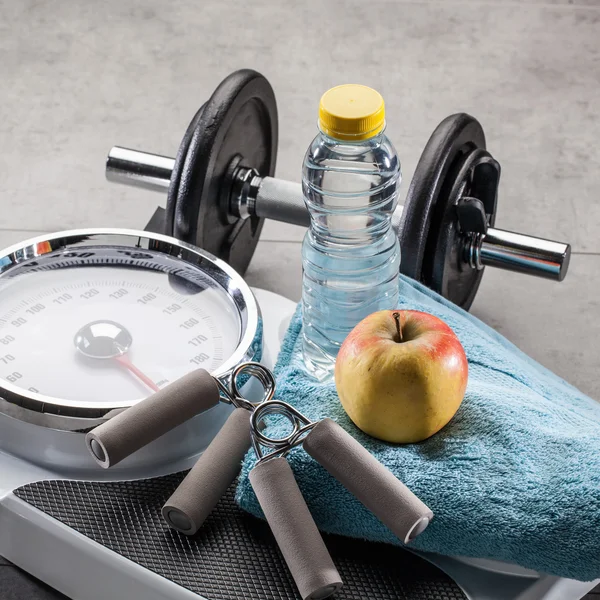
253 177 310 228
303 418 433 544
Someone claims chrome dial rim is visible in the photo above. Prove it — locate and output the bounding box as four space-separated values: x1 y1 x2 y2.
0 228 261 430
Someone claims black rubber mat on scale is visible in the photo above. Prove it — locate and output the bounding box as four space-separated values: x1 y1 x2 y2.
15 474 466 600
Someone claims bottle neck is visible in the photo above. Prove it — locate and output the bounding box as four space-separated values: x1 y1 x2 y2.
317 126 386 148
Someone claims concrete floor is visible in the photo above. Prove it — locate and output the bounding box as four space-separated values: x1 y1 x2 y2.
0 0 599 598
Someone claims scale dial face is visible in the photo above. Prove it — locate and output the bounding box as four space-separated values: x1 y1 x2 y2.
0 230 260 428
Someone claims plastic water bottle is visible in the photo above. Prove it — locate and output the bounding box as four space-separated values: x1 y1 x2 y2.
302 84 401 379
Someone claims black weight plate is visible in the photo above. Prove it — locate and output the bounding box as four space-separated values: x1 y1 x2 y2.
164 104 205 237
428 150 500 310
399 114 486 308
168 70 278 275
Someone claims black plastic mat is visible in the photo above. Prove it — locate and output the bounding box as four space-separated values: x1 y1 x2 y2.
15 474 466 600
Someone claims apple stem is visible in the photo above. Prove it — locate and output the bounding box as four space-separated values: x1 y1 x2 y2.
393 311 403 343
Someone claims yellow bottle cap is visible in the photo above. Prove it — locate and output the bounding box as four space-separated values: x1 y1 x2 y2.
318 84 385 141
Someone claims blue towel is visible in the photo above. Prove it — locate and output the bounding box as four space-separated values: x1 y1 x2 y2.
235 275 600 582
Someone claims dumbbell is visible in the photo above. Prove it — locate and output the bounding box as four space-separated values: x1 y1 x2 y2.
105 69 571 310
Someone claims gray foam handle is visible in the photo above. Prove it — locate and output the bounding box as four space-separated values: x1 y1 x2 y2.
162 407 251 534
86 369 220 468
303 418 433 544
249 457 343 600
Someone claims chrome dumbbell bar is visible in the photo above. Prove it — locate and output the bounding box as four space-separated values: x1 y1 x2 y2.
107 147 571 282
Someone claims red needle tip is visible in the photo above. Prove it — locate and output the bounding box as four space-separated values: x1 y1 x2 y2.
115 354 161 393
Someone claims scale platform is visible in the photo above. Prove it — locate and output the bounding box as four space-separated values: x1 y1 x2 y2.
0 289 596 600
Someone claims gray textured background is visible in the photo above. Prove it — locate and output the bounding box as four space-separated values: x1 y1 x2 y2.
1 0 599 597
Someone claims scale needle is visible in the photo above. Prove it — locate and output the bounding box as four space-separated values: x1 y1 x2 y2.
114 354 161 393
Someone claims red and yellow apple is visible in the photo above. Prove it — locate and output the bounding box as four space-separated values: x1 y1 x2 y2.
335 310 468 443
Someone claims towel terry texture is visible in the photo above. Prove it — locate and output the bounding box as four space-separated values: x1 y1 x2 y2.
235 275 600 581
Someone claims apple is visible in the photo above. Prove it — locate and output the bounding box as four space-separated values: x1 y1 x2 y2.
335 310 468 444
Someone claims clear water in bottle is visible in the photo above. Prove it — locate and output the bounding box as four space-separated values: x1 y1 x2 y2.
302 85 401 380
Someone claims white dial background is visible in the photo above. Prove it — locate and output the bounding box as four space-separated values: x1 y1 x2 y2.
0 266 240 403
